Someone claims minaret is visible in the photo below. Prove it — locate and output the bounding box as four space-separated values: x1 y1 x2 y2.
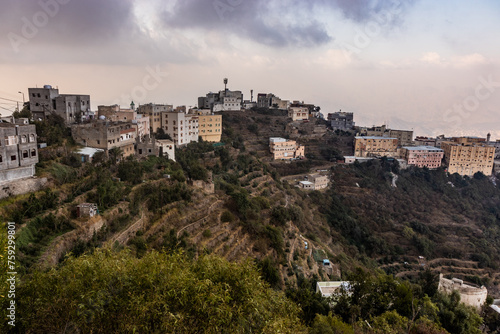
223 78 228 93
130 101 135 111
251 89 253 102
487 132 491 143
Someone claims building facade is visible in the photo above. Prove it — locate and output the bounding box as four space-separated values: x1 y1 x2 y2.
354 136 398 157
441 137 495 176
327 112 354 131
137 103 173 134
0 123 38 183
198 113 222 142
28 85 91 123
288 106 309 121
71 121 137 158
269 137 305 160
402 146 444 169
161 111 199 147
136 135 175 161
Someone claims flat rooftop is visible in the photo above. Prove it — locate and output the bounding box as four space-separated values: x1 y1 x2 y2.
403 146 443 151
355 136 398 140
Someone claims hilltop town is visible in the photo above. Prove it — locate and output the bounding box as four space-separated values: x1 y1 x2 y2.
2 79 500 332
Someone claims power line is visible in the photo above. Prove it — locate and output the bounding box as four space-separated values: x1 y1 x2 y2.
0 106 16 112
0 96 22 103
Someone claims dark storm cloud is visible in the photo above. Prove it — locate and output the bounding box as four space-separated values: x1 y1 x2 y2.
160 0 416 47
0 0 139 47
160 0 332 47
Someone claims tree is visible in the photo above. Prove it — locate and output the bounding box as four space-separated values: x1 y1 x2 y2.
15 250 306 333
108 147 123 164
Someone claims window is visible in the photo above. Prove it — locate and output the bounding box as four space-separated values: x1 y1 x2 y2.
23 150 28 158
21 135 27 143
29 134 35 142
0 155 2 163
139 149 143 154
11 155 16 161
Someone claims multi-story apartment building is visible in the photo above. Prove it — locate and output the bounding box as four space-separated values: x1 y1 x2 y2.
414 136 437 147
194 109 222 142
161 110 199 147
199 90 243 111
269 137 305 160
288 106 309 121
71 121 137 158
354 136 398 157
137 103 173 134
327 111 354 131
0 122 38 182
28 85 91 123
358 125 413 146
98 105 150 139
401 146 443 169
441 137 495 176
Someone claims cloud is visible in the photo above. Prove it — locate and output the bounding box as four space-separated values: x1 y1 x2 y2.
420 52 489 68
160 0 416 48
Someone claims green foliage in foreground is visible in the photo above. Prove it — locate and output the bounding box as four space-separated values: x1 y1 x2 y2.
14 249 305 334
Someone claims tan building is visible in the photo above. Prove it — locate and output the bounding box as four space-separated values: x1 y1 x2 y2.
288 106 309 121
359 125 413 146
402 146 444 169
354 136 398 157
299 174 329 190
137 103 173 134
269 137 305 160
441 137 494 176
71 121 137 158
136 135 175 161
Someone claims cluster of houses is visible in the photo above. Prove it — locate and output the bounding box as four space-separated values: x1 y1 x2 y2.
3 82 500 187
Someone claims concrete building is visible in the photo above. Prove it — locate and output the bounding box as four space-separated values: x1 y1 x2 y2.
75 147 104 163
98 105 150 139
161 110 199 147
76 203 98 218
358 125 413 146
299 174 329 190
414 136 437 147
327 111 354 131
136 135 175 161
71 121 137 158
344 156 375 164
316 282 350 298
97 105 136 122
269 137 305 160
199 90 243 111
438 274 487 309
354 136 398 157
401 146 444 169
288 106 309 121
196 110 222 142
0 123 38 183
137 103 173 134
441 137 495 176
28 85 91 123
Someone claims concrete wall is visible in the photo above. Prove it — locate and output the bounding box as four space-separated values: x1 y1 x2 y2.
438 274 488 309
0 176 48 199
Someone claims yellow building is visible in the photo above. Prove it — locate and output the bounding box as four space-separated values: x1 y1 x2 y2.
198 114 222 142
269 137 305 160
441 137 494 176
354 136 398 157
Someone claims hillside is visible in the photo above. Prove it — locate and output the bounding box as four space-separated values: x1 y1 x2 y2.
1 109 500 332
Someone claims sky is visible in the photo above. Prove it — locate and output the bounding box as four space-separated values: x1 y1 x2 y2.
0 0 499 138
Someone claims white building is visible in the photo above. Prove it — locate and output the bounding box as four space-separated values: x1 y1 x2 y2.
161 111 199 147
